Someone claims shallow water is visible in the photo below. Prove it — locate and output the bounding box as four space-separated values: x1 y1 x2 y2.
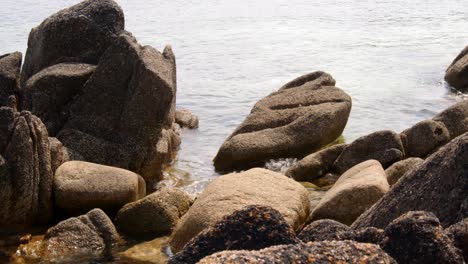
0 0 467 195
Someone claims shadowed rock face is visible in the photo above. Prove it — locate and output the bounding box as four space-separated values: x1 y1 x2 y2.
445 218 468 262
298 219 351 242
384 157 424 185
0 52 22 108
214 71 351 172
445 45 468 92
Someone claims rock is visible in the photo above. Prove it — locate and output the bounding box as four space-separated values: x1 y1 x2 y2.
286 144 347 182
115 188 192 238
384 157 423 185
198 240 396 264
23 63 96 135
311 160 390 225
0 107 53 231
20 0 124 88
353 132 468 229
175 108 199 129
169 168 310 251
279 71 336 90
57 33 179 187
401 119 450 158
41 208 120 262
118 237 169 264
433 100 468 139
347 227 384 245
445 45 468 92
445 218 468 262
213 71 351 171
381 211 464 264
0 52 22 108
169 205 298 264
333 130 404 174
298 219 351 242
54 161 146 215
48 137 70 174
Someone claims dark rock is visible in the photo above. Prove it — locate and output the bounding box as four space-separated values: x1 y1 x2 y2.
445 45 468 92
169 205 299 264
401 119 450 158
214 71 351 172
352 132 468 229
445 218 468 262
0 52 22 108
348 227 384 245
298 219 351 242
198 240 396 264
175 108 199 129
384 157 424 185
48 137 70 174
433 100 468 139
381 211 464 264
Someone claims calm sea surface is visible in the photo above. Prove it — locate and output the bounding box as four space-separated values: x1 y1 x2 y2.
1 0 467 194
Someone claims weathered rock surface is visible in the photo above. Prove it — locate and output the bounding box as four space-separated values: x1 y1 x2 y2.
279 71 336 90
169 205 298 264
115 188 192 237
48 137 70 174
286 144 347 182
353 132 468 229
298 219 351 242
175 108 199 129
445 45 468 92
0 107 53 231
333 130 404 174
54 161 146 215
433 100 468 139
20 0 124 88
445 218 468 262
384 157 423 185
213 71 351 171
312 160 390 225
0 52 22 108
381 211 464 264
401 119 450 158
169 168 310 251
198 240 396 264
23 63 96 135
118 237 169 264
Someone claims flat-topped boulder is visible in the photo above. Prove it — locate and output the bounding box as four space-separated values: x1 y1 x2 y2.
0 52 22 108
445 45 468 92
214 71 351 172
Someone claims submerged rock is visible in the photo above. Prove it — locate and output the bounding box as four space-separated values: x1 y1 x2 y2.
213 71 351 172
445 45 468 92
0 52 22 108
384 157 423 185
175 108 199 129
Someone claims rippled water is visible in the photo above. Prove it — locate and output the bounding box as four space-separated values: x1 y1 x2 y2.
0 0 467 195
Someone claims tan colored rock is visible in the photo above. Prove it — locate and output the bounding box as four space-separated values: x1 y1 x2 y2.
175 108 199 129
311 160 390 225
169 168 310 252
385 157 423 185
445 45 468 92
433 100 468 139
48 137 70 174
401 120 450 158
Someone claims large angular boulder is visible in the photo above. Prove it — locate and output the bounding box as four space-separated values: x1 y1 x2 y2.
0 107 53 231
54 161 146 215
169 206 299 264
20 0 124 88
353 132 468 229
445 45 468 92
384 157 423 185
213 71 351 171
445 218 468 262
311 160 390 225
169 168 310 251
0 52 22 108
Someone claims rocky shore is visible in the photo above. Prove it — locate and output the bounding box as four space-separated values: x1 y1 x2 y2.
0 0 467 263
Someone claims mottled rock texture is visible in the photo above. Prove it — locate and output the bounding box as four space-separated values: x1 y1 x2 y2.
384 157 423 185
445 45 468 92
0 52 22 108
175 108 199 129
445 218 468 262
298 219 351 242
401 119 450 158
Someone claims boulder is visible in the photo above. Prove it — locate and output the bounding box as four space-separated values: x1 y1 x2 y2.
298 219 351 242
384 157 423 185
286 144 347 182
0 52 21 108
0 107 53 231
213 71 351 171
311 160 390 225
445 218 468 262
332 130 404 174
115 188 192 238
401 119 450 158
353 132 468 229
48 137 70 174
169 168 310 251
198 240 396 264
175 108 199 129
54 161 146 215
23 63 96 135
169 205 299 264
433 100 468 139
20 0 124 87
381 211 464 264
445 45 468 92
279 71 336 90
57 33 179 186
40 208 120 262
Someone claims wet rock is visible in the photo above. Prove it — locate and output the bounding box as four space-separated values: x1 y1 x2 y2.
353 132 468 229
286 144 347 182
115 188 192 238
54 161 146 215
312 160 390 225
119 237 169 264
20 0 124 87
381 211 464 264
48 137 70 174
213 71 351 172
198 240 396 264
445 45 468 92
0 107 53 231
401 119 450 158
0 52 21 108
333 130 404 174
384 157 423 185
23 63 96 135
169 205 298 264
298 219 351 242
433 100 468 139
445 218 468 262
175 108 199 129
169 168 310 251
